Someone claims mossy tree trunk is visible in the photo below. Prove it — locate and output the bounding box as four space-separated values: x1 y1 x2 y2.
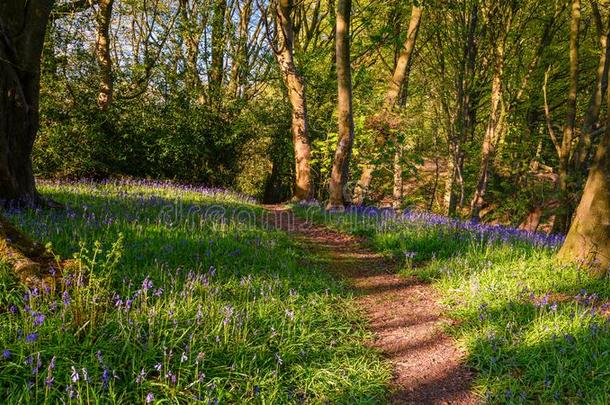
558 68 610 274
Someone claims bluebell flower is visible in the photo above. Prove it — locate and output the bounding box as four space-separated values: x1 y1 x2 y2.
71 366 80 382
32 312 45 327
25 332 39 343
101 368 110 388
62 291 71 306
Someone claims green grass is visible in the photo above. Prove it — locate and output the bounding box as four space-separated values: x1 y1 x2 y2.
293 205 610 404
0 180 390 404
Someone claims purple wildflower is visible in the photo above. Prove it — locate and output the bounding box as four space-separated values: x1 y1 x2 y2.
136 368 146 384
25 332 39 343
165 370 176 385
70 366 80 382
32 312 45 327
101 368 110 388
142 277 153 292
62 291 71 306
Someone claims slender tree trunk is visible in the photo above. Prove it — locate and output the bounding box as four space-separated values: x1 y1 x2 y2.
558 73 610 274
496 5 563 165
95 0 114 110
210 0 227 97
0 0 55 204
230 0 253 98
352 4 423 205
179 0 204 99
274 0 313 201
554 0 581 234
392 144 404 209
575 2 610 169
328 0 354 208
448 2 478 217
470 36 506 219
384 5 423 109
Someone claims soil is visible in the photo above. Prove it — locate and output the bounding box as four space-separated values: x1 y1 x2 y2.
264 205 479 404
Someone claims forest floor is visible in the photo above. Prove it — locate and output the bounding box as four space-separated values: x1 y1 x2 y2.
265 205 478 404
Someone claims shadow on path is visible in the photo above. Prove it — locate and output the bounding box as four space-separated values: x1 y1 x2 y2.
264 205 479 405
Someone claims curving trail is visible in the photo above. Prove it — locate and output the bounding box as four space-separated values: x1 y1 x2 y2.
264 206 479 404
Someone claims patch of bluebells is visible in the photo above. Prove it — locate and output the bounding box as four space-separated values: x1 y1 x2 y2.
301 203 565 249
0 180 391 403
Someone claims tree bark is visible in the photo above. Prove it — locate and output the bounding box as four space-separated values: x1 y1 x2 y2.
274 0 313 201
0 0 55 204
558 75 610 274
95 0 114 110
179 0 205 99
553 0 581 234
0 214 66 288
470 19 508 219
575 1 610 170
229 0 253 98
327 0 354 208
352 4 423 206
209 0 227 97
0 1 74 287
447 2 478 217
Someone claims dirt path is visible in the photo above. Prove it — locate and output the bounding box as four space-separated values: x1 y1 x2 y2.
264 206 478 404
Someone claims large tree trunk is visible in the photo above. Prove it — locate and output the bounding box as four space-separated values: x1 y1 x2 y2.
95 0 114 110
0 0 55 204
274 0 313 201
352 4 423 206
327 0 354 209
553 0 581 234
558 78 610 274
0 1 73 287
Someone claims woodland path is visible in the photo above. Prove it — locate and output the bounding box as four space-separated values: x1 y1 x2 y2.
264 205 479 404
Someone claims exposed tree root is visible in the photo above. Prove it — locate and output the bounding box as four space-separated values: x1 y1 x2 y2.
0 214 75 290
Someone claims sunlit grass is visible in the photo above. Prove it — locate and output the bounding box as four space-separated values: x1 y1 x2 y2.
0 180 390 404
294 204 610 404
